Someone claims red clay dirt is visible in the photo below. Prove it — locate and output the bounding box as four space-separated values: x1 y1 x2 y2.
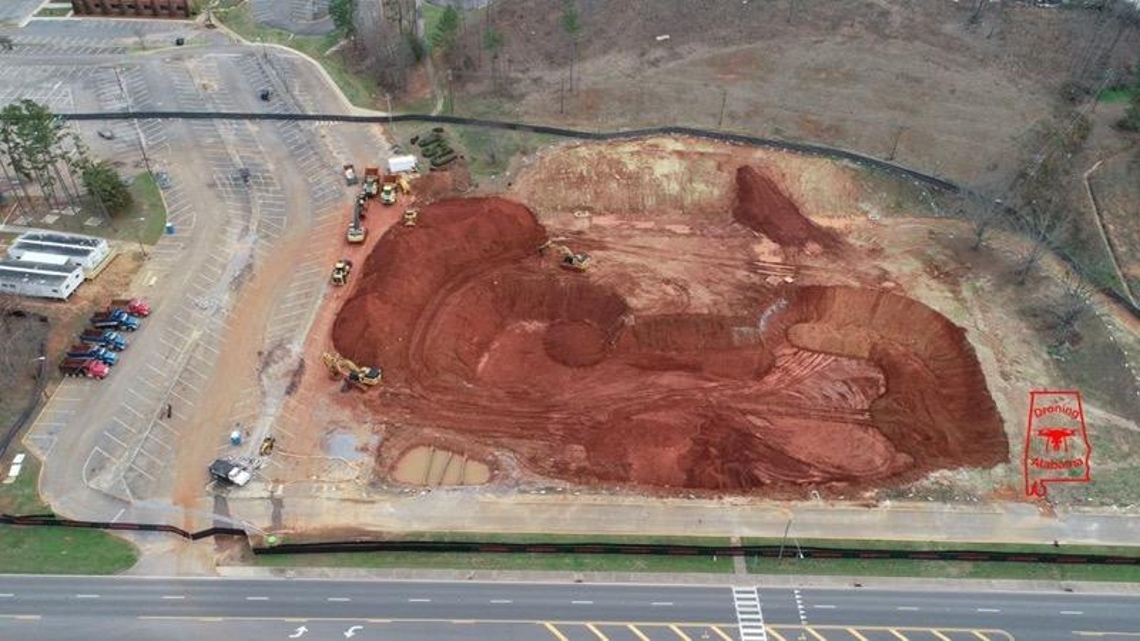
733 166 843 253
332 176 1008 494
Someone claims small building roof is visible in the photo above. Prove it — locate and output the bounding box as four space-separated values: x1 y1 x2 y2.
15 231 105 250
10 250 70 266
11 240 98 258
0 259 82 287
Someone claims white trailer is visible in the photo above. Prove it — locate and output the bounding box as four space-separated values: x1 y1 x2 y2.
387 154 418 174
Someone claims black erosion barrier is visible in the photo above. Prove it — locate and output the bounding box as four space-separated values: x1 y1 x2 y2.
252 539 1140 566
59 110 960 192
3 513 1138 566
0 514 244 541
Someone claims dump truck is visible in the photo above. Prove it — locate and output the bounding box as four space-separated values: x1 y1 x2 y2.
66 344 118 366
60 357 109 379
343 164 358 185
109 297 151 317
321 351 382 390
209 458 252 487
346 197 366 243
79 329 128 351
91 309 140 332
331 258 353 286
362 167 380 198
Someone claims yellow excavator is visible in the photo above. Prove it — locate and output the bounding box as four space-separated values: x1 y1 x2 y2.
321 351 382 390
538 240 591 272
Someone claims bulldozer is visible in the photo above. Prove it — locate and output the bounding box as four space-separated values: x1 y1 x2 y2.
321 351 382 390
538 240 591 272
346 197 366 243
402 208 419 227
331 258 353 286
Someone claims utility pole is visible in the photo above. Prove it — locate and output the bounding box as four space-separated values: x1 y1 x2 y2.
717 88 727 129
777 519 792 560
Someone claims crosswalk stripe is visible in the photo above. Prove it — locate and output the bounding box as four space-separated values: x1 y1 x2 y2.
731 586 768 641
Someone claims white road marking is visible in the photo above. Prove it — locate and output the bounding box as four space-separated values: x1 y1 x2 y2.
977 608 1001 613
571 600 594 605
326 597 350 602
489 599 512 604
161 595 185 600
75 594 100 599
0 594 13 598
897 606 920 611
651 602 674 606
246 596 269 601
1061 611 1084 615
408 598 431 603
815 605 837 609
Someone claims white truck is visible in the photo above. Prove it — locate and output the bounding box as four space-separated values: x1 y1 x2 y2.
209 458 252 486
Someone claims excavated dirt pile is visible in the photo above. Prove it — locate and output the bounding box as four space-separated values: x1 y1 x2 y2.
734 166 843 252
332 187 1007 494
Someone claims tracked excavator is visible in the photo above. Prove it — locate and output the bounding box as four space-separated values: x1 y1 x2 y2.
538 240 591 272
322 351 382 390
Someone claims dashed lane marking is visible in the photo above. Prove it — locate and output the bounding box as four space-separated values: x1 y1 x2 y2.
326 597 350 602
161 596 184 600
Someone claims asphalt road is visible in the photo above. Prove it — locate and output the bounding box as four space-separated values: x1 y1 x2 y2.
0 575 1136 641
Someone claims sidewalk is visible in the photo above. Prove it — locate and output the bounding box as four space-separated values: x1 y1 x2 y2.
227 488 1140 547
216 565 1140 595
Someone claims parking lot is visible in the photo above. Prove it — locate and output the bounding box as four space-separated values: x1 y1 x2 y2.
6 33 381 518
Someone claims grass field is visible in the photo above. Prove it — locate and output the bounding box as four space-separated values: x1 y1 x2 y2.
0 455 137 574
125 172 168 244
253 532 1140 581
212 1 380 109
1098 86 1138 103
256 532 735 574
743 537 1140 582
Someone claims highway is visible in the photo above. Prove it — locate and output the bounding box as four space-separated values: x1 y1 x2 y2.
0 575 1137 640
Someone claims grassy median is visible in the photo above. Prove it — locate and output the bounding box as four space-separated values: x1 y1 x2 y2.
743 537 1140 582
255 532 736 574
0 455 138 574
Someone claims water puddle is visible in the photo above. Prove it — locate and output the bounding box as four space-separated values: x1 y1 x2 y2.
391 445 491 486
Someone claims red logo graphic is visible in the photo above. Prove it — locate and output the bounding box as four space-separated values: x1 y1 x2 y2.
1024 390 1091 498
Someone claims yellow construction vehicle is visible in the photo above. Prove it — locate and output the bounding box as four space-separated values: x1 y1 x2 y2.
538 240 591 272
331 258 353 286
259 435 276 456
403 208 419 227
321 351 382 390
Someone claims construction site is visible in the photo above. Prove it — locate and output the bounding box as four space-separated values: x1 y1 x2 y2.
236 133 1139 537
